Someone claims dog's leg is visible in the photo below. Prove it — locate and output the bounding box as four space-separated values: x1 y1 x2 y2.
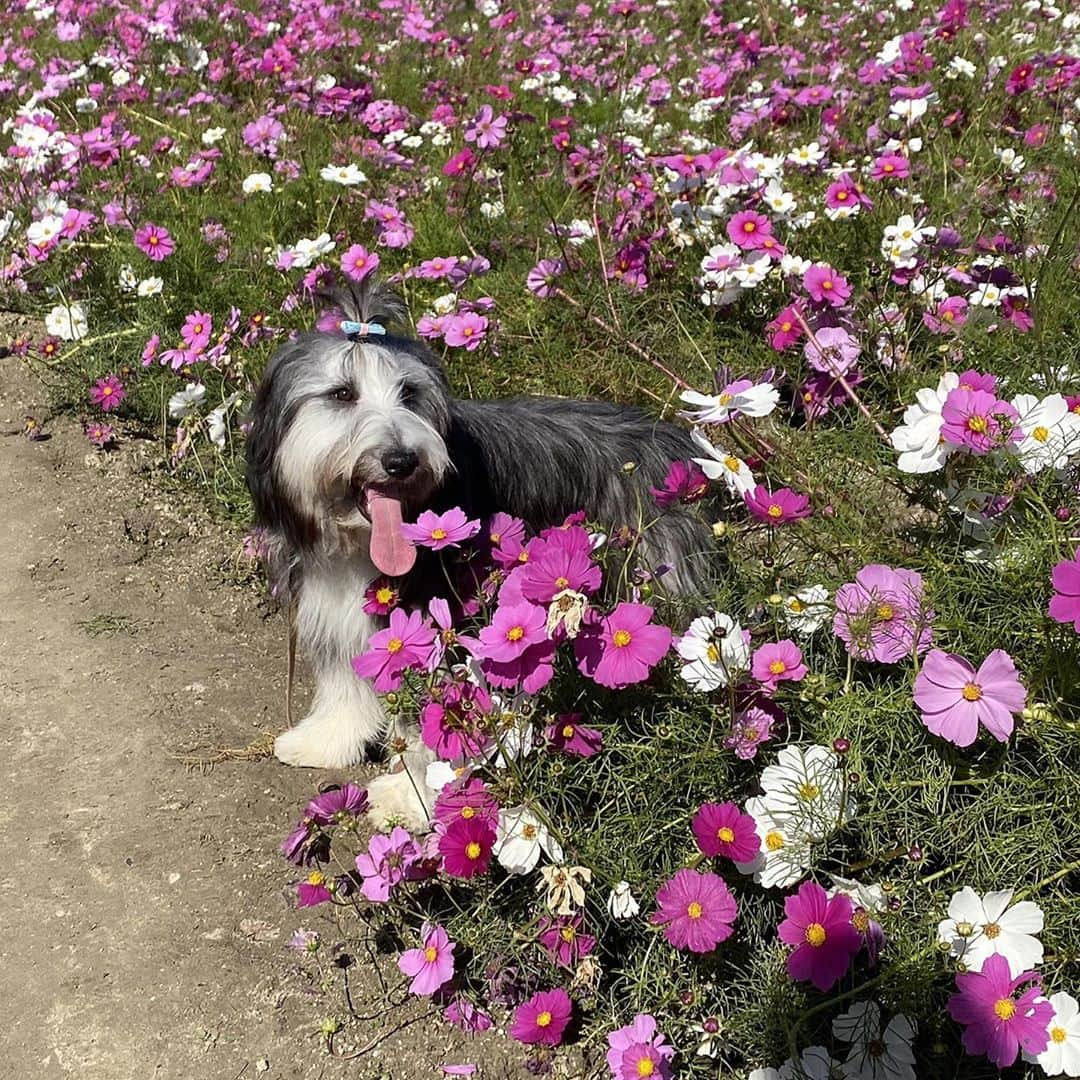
274 555 386 769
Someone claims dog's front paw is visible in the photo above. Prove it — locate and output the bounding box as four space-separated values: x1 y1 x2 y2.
274 716 366 769
366 770 432 831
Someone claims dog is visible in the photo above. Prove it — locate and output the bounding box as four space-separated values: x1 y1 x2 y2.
245 278 712 823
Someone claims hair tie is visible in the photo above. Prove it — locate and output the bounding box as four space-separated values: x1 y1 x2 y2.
341 320 386 340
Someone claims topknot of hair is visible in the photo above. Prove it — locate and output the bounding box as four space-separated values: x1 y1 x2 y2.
317 276 409 331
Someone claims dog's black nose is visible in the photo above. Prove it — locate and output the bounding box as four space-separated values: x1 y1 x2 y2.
382 448 420 478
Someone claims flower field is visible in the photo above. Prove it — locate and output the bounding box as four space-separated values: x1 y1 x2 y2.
3 0 1080 1075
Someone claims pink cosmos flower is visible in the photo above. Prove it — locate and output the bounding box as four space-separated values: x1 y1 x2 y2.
539 914 596 967
355 826 422 902
768 304 805 350
475 602 549 663
464 104 508 149
402 508 481 550
134 223 174 261
305 783 368 826
803 263 852 307
545 714 603 758
833 564 933 664
526 258 564 298
778 881 862 991
444 998 494 1033
727 210 773 250
85 421 114 448
518 526 602 602
923 295 969 332
438 816 495 879
744 486 812 524
421 682 493 760
751 640 808 692
651 460 709 508
90 374 126 412
651 868 737 953
947 954 1052 1069
341 243 379 281
575 602 673 689
510 988 572 1046
181 311 213 351
913 649 1026 747
141 333 161 366
398 922 455 995
804 326 860 376
692 801 760 862
939 388 1020 455
433 777 500 829
443 148 477 177
443 312 489 350
606 1014 675 1080
352 608 437 691
363 578 400 615
724 701 780 759
870 153 910 180
1049 549 1080 632
297 869 334 907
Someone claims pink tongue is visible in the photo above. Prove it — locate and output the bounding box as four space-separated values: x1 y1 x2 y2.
367 490 417 577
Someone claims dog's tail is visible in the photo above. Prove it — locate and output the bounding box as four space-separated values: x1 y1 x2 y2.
316 275 409 331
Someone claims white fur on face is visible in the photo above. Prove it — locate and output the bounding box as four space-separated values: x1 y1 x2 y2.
273 341 450 534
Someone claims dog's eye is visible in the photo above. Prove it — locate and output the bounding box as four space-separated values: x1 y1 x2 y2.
329 386 354 403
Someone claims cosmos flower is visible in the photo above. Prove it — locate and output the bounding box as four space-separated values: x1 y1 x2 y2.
690 429 757 496
676 611 752 691
937 887 1044 975
692 801 760 862
778 881 862 991
402 508 481 550
90 374 126 412
680 380 779 424
398 923 455 996
1050 549 1080 633
607 881 641 920
297 869 334 907
832 1001 917 1080
340 243 379 281
494 806 563 874
1024 992 1080 1077
651 868 737 953
439 816 496 879
305 783 368 826
745 486 812 525
651 459 709 507
803 263 852 306
606 1015 675 1080
833 564 933 664
574 602 672 689
355 826 421 902
538 913 596 967
939 388 1021 455
352 608 437 691
751 640 808 693
544 714 603 758
134 222 175 261
510 989 573 1046
760 744 854 841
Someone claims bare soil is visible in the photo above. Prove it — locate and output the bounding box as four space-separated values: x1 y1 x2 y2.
0 345 518 1080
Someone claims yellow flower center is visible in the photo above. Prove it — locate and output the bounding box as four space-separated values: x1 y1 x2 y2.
706 643 720 663
687 901 703 919
555 576 569 588
836 191 848 201
875 603 894 621
306 871 326 886
724 455 741 472
465 842 482 860
424 946 438 962
943 310 955 322
956 921 975 937
1052 1026 1068 1044
717 826 735 843
431 528 448 540
994 998 1016 1021
562 724 576 738
102 386 114 395
788 598 805 613
984 921 1001 939
560 926 576 942
765 830 784 851
822 279 834 290
798 782 820 800
507 625 525 642
853 909 871 933
767 504 784 519
883 163 895 173
461 806 475 819
768 660 787 675
717 392 732 405
744 221 756 232
375 587 394 604
536 1011 553 1028
612 629 632 647
386 637 404 654
805 923 827 947
962 682 982 702
522 824 538 840
967 414 989 434
1032 425 1050 443
637 1059 655 1077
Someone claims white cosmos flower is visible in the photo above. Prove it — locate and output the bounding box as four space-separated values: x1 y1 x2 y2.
690 428 757 496
1010 393 1080 474
832 1001 917 1080
26 213 64 248
1025 992 1080 1077
207 392 242 448
606 880 640 920
970 281 1002 307
883 214 934 251
137 276 164 297
762 179 796 215
319 163 368 186
779 1046 836 1080
788 141 825 166
242 172 273 194
201 126 226 145
494 807 563 875
760 744 853 842
290 232 335 268
937 887 1043 975
890 371 960 474
675 611 751 691
783 585 831 637
168 382 206 419
733 250 771 288
679 382 779 424
0 210 15 242
117 264 137 291
44 302 88 341
828 875 887 914
736 796 812 889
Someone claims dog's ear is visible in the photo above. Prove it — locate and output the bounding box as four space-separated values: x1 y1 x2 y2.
244 355 283 530
316 275 408 331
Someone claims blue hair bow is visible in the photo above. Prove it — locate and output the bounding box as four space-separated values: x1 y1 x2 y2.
341 320 386 339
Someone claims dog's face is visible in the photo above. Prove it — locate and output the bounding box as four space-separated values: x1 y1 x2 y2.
247 331 452 547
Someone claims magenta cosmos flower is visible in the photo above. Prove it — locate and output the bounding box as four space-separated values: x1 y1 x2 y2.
751 640 808 693
475 601 549 663
355 825 421 902
526 258 564 298
913 649 1026 747
651 868 737 953
692 801 760 862
539 914 596 967
134 222 174 261
833 564 933 664
545 714 603 758
340 243 379 282
744 486 812 525
606 1014 675 1080
398 922 455 996
803 263 852 307
651 459 709 508
305 783 368 826
778 881 862 991
85 421 114 448
443 312 488 350
727 209 773 250
939 388 1020 455
1049 549 1080 632
420 684 493 761
433 777 500 830
518 525 602 602
438 816 495 879
575 602 673 689
90 374 126 412
352 607 436 691
402 507 481 550
510 988 573 1046
947 954 1052 1069
297 869 334 907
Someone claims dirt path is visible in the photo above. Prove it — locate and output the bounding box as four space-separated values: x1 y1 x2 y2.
0 351 513 1080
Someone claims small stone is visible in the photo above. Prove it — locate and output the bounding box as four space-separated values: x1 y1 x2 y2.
255 1060 270 1074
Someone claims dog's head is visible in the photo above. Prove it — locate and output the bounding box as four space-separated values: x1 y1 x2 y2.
246 278 452 558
